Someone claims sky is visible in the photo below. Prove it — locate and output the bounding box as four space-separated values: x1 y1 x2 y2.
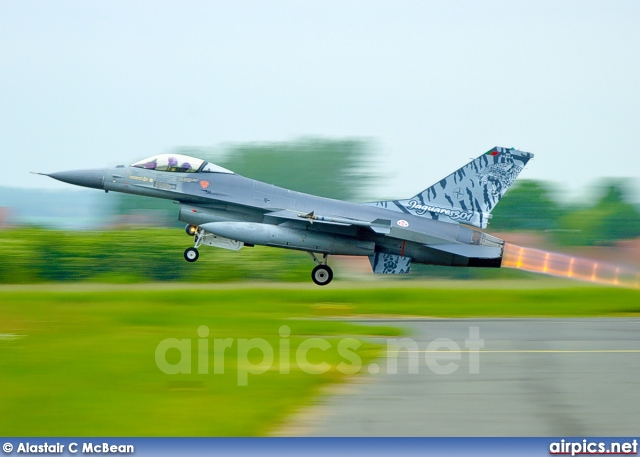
1 0 639 202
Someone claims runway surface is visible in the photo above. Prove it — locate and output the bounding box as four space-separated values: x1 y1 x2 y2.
284 318 640 436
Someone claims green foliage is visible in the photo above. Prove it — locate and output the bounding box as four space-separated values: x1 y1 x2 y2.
104 140 640 248
214 138 375 201
0 228 313 284
0 227 560 284
490 180 561 231
554 181 640 246
490 178 640 246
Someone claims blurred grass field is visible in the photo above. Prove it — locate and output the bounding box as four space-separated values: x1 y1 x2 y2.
1 284 639 436
0 227 542 284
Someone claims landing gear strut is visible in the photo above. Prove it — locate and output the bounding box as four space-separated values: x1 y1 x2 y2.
308 253 333 286
184 225 203 263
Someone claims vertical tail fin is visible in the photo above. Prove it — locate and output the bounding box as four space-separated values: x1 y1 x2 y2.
368 147 534 229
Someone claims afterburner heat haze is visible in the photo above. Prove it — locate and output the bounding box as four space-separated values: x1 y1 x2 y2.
502 243 640 289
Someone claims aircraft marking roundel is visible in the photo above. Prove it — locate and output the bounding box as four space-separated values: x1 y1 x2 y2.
200 180 210 190
397 220 409 227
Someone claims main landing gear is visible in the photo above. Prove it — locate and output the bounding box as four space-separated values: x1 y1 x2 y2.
184 224 201 263
183 223 334 285
184 247 199 262
308 253 333 286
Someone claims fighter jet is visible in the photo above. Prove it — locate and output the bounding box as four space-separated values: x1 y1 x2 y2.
40 147 533 285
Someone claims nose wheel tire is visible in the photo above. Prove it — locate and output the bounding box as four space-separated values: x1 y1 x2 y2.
311 265 333 286
184 247 199 262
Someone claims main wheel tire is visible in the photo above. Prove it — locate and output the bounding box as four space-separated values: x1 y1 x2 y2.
184 247 199 262
185 224 198 236
311 265 333 286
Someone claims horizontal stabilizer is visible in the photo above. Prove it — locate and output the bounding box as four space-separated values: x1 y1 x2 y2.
428 244 502 259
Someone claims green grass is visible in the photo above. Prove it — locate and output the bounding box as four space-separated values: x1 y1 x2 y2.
0 284 638 436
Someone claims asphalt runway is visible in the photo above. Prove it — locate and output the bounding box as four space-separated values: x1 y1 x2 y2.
283 318 640 436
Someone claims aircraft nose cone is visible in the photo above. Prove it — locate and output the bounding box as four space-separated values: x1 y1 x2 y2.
47 168 106 190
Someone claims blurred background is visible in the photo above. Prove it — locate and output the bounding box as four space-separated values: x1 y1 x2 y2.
1 0 639 283
0 137 638 283
1 0 640 439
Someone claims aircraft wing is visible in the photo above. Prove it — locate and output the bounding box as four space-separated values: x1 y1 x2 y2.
263 210 392 234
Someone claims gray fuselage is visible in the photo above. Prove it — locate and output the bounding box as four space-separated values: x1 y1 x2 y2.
94 165 502 267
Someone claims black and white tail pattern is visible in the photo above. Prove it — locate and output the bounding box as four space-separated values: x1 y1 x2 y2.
367 147 534 229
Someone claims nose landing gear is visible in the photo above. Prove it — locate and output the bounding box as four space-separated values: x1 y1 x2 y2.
184 224 202 262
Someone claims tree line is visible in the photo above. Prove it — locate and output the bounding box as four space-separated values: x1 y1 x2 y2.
490 179 640 246
115 138 639 246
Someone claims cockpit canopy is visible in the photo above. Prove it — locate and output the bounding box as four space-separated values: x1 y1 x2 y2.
131 154 234 174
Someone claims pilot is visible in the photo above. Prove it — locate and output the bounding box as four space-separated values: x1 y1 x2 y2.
179 162 192 172
167 157 179 172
